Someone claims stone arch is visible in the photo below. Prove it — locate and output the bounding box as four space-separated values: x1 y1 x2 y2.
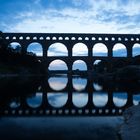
92 43 108 56
8 42 21 53
47 92 68 108
27 42 43 56
48 59 68 70
72 43 88 56
72 60 87 71
132 43 140 57
113 43 127 57
47 43 68 56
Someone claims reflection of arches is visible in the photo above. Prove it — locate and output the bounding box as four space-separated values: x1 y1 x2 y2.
132 43 140 57
92 43 108 56
113 43 127 57
48 77 68 91
27 42 43 56
133 94 140 105
113 92 127 107
47 92 68 108
26 93 42 108
9 98 20 108
72 43 88 56
72 77 87 91
72 60 87 71
93 92 108 107
47 43 68 56
48 60 68 70
73 92 88 108
8 42 21 53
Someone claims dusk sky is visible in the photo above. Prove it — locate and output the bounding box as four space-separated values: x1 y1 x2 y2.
1 0 140 70
1 0 140 33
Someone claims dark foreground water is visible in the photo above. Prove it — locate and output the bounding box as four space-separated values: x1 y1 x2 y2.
0 73 140 140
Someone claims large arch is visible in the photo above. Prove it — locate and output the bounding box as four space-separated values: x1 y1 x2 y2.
48 59 68 70
8 42 21 53
92 43 108 56
27 42 43 56
113 43 127 57
47 43 68 56
72 60 87 71
132 43 140 57
72 43 88 56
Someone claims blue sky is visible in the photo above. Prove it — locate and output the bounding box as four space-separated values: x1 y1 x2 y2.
1 0 140 33
1 0 140 70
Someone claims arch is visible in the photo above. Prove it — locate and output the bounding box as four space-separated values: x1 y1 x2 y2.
72 60 87 71
48 59 68 70
132 43 140 57
133 93 140 105
93 83 103 91
72 77 87 91
47 43 68 56
26 92 42 108
8 42 21 53
93 59 108 73
47 92 68 108
9 98 20 108
113 43 127 57
48 77 68 91
72 43 88 56
72 92 88 108
27 42 43 56
92 43 108 56
113 92 127 107
93 92 108 107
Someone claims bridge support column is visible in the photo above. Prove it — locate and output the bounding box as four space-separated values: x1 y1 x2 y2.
127 45 132 58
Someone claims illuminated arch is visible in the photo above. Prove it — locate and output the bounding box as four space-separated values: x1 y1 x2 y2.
48 59 68 70
47 43 68 56
27 42 43 56
93 43 108 56
72 43 88 56
113 43 127 57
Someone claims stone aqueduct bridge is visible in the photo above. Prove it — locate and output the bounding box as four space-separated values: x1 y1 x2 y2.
1 32 140 71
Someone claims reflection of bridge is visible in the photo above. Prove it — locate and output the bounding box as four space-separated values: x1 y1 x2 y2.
0 74 136 117
1 33 140 71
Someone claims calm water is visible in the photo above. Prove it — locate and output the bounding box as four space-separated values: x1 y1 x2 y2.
0 74 140 139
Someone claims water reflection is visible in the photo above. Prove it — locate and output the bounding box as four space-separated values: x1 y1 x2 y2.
26 92 42 108
72 77 87 91
113 92 127 107
93 83 103 91
47 92 68 108
9 98 20 108
48 77 68 91
0 74 140 116
133 94 140 105
72 92 88 108
93 92 108 107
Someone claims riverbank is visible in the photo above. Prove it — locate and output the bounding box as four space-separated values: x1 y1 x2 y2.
0 117 122 140
119 105 140 140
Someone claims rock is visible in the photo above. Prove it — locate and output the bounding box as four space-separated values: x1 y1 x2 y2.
119 105 140 140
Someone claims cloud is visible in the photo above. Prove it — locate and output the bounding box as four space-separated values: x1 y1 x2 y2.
2 0 140 34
